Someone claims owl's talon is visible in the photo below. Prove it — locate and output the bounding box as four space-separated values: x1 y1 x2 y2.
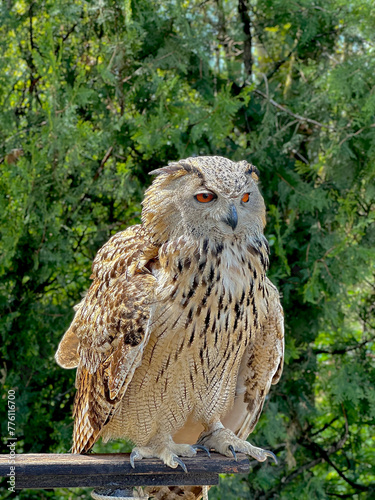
264 449 278 465
130 449 141 469
192 444 211 457
198 426 278 465
130 441 196 472
228 445 237 461
173 456 188 473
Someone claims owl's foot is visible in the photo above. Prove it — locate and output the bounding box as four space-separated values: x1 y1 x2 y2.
197 424 277 464
130 441 210 472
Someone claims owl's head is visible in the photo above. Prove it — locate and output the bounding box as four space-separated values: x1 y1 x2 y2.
142 156 266 244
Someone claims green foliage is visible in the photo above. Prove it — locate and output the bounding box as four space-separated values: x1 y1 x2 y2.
0 0 374 498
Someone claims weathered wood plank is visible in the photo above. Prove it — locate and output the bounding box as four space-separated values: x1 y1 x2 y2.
12 472 220 489
0 453 250 489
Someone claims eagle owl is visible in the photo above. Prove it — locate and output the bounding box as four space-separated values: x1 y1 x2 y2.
55 156 284 497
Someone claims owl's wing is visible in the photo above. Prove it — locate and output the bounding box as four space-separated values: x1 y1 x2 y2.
55 226 159 453
223 278 284 440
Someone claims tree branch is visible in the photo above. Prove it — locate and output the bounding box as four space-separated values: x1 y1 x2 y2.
323 453 368 492
253 89 333 129
54 22 79 56
266 49 294 80
310 417 339 437
93 146 114 181
326 492 356 498
29 2 36 51
238 0 252 76
339 123 375 146
256 409 354 499
300 408 370 492
314 335 375 355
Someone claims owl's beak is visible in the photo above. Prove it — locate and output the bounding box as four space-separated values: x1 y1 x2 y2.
223 203 238 230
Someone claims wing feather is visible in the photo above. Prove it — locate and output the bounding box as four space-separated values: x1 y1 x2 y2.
224 278 284 440
55 225 159 453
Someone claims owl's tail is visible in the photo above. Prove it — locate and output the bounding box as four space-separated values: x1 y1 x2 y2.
91 486 208 500
72 366 109 454
144 485 208 500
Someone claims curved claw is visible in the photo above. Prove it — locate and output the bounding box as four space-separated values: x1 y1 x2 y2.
264 450 278 465
193 444 211 458
228 445 237 462
130 449 141 469
173 456 188 473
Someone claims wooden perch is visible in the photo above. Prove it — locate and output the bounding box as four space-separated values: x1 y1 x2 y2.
0 453 250 490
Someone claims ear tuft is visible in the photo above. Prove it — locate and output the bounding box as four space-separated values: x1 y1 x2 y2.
245 163 260 182
149 164 183 176
149 161 196 177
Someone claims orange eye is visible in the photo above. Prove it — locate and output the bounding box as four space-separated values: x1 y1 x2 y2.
195 192 216 203
242 193 250 203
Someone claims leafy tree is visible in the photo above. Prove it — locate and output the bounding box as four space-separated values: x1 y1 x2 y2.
0 0 374 499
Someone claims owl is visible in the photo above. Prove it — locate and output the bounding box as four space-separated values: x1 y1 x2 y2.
55 156 284 499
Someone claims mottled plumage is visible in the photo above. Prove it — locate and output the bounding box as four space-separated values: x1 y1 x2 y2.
55 156 284 500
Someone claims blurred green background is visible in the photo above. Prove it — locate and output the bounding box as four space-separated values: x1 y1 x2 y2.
0 0 374 498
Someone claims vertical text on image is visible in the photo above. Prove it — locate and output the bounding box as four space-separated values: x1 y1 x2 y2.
7 389 16 493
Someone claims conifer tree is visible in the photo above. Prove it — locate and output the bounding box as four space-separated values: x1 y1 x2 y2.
1 1 374 498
